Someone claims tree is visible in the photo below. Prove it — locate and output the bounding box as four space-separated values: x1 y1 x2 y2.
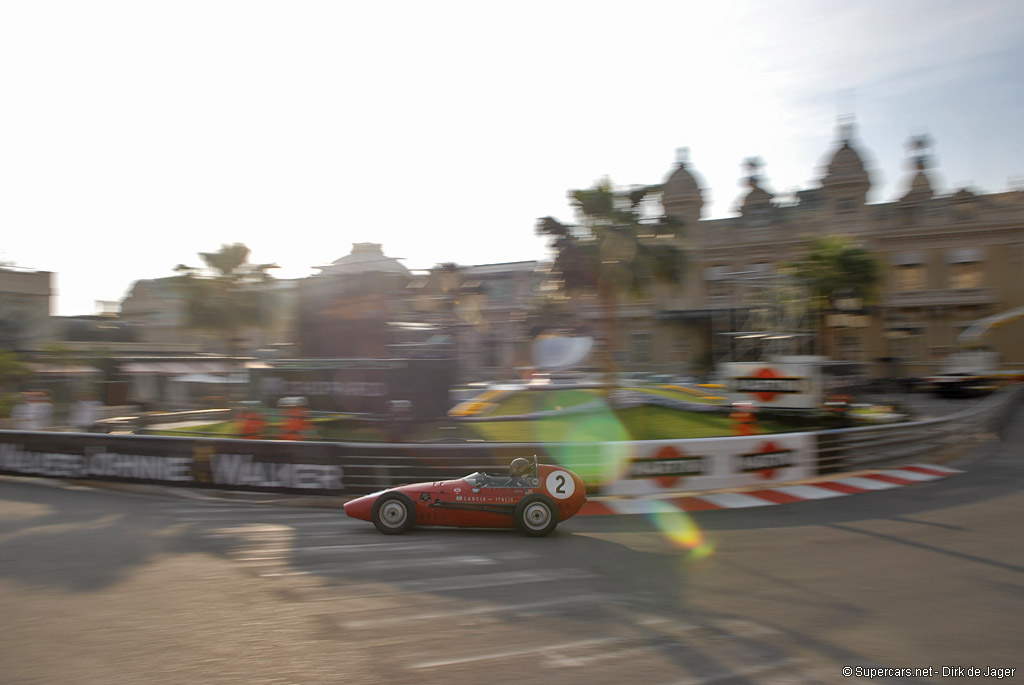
786 235 881 357
175 243 278 356
0 349 29 391
523 293 588 339
0 349 30 418
536 178 686 373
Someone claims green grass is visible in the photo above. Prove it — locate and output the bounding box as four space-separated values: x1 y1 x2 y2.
642 384 726 404
486 388 598 417
152 386 816 443
618 405 734 439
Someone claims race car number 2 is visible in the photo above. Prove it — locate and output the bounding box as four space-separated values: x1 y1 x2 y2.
546 470 576 499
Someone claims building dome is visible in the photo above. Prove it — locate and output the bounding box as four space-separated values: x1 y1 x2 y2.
819 124 872 210
901 170 935 203
735 156 776 222
316 243 410 276
826 142 868 181
662 149 705 225
664 161 702 199
899 135 938 204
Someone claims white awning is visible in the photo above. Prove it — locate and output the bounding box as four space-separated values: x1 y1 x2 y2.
121 362 238 375
171 373 247 384
946 248 983 263
891 251 925 266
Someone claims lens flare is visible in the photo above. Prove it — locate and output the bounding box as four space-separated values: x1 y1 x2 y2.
536 394 634 485
646 500 714 559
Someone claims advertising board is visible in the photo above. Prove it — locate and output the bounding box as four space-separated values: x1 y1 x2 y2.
600 433 815 496
722 357 866 410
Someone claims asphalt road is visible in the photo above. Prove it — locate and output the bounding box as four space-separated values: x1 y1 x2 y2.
1 398 1021 684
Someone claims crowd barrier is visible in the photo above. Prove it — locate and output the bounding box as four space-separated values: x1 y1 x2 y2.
2 385 1020 498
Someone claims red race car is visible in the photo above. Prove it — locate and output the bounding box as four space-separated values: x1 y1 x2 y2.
343 458 586 537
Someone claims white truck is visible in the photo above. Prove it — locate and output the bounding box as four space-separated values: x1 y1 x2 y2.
924 306 1024 397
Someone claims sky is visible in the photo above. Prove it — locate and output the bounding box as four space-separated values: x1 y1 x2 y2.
2 0 1023 316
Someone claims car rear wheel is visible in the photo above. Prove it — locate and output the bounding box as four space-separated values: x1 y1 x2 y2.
514 494 557 537
372 492 416 535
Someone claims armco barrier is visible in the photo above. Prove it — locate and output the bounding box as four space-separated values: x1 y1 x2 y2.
0 432 545 496
814 384 1023 473
2 385 1021 497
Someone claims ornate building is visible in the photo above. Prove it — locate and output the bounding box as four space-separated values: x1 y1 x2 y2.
647 128 1024 379
296 243 412 359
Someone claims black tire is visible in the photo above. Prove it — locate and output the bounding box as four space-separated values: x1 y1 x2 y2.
514 494 558 537
371 492 416 535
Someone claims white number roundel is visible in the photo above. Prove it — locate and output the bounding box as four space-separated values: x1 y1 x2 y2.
545 470 575 500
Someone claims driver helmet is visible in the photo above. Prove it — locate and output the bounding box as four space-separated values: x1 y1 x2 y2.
509 457 532 478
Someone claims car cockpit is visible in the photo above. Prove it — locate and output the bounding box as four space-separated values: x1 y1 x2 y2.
464 458 539 488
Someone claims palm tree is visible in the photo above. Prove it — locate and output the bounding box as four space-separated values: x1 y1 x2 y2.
0 349 30 398
175 243 278 356
536 179 686 375
787 235 881 357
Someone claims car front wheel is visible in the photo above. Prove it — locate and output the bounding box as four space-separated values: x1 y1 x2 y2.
514 494 558 537
371 492 416 535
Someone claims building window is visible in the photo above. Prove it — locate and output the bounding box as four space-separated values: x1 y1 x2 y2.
894 264 926 291
949 262 982 289
707 281 729 298
837 333 864 361
482 279 513 302
705 265 729 298
946 249 984 289
631 332 653 364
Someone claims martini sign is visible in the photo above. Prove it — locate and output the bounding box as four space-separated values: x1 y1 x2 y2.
627 444 707 489
723 359 823 410
738 440 797 480
733 366 804 403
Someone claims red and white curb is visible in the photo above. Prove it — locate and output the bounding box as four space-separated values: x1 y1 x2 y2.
579 464 963 515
